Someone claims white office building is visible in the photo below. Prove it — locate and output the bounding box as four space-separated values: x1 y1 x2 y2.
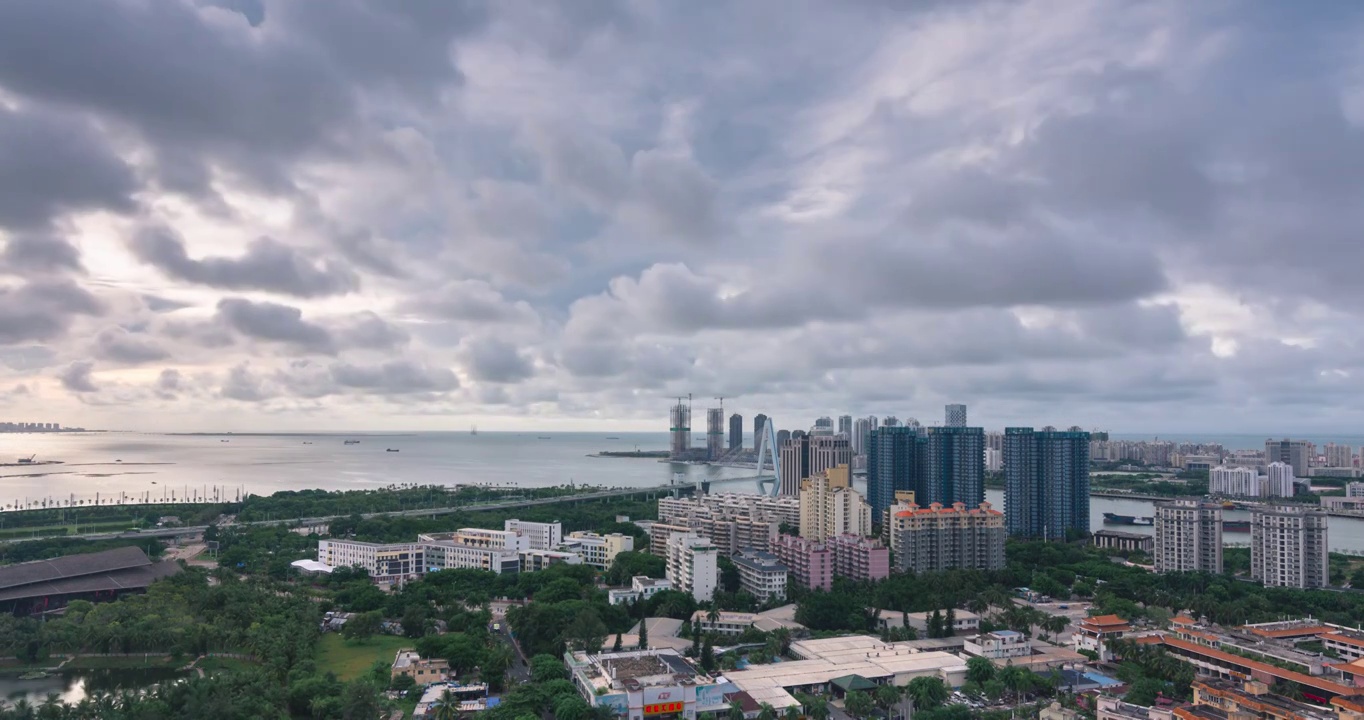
608 576 674 605
666 532 719 603
505 520 563 550
1210 465 1262 497
1348 482 1364 498
419 530 526 574
316 540 424 583
964 630 1032 660
1266 462 1296 498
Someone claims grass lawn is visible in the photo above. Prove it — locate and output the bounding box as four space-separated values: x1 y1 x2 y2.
316 633 409 682
64 655 182 670
197 657 258 674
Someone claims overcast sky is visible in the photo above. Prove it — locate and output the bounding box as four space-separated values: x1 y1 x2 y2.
1 1 1363 434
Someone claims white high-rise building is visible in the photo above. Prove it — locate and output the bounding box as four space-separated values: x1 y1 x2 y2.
1251 506 1328 589
1209 466 1262 497
1153 500 1222 574
504 520 563 550
666 532 718 602
984 447 1002 473
945 404 967 428
1266 462 1296 497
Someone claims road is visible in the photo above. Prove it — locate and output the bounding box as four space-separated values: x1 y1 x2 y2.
0 483 691 544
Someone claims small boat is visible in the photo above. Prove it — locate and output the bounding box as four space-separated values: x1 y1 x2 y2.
606 436 620 440
344 440 360 445
386 448 399 453
151 481 157 484
1103 512 1154 526
220 439 229 442
537 436 551 440
471 424 478 436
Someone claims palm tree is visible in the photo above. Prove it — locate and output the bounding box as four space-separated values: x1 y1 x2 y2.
844 690 875 719
797 694 830 720
757 703 777 720
727 700 746 720
707 605 722 625
430 690 461 720
875 683 902 711
783 706 801 720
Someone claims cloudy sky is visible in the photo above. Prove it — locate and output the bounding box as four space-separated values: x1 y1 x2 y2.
1 1 1363 434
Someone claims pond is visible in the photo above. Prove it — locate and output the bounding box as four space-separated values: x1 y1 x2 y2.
0 668 187 706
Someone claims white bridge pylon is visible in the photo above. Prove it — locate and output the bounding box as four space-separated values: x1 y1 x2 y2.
753 417 782 496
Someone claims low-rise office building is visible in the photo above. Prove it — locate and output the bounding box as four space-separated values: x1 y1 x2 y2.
519 549 583 573
504 519 563 550
964 630 1032 660
567 648 726 719
1093 530 1155 554
608 576 673 606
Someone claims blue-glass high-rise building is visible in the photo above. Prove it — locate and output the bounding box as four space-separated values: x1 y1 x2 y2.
867 426 925 522
1003 426 1090 539
923 426 985 507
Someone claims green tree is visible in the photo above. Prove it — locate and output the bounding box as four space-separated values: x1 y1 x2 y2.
340 679 382 720
797 694 830 720
1125 677 1170 706
341 611 382 643
906 676 950 709
613 632 623 651
530 654 568 683
757 703 777 720
727 701 746 720
844 690 876 719
983 679 1005 702
966 656 995 685
875 683 902 710
701 638 715 672
638 616 649 649
390 673 416 693
565 608 608 653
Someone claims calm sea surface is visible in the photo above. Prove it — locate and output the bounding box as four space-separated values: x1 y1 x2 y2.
3 430 1361 553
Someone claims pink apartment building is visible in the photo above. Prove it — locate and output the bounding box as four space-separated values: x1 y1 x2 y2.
772 534 833 592
827 534 890 582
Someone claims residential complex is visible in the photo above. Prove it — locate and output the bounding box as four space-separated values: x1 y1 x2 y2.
1002 426 1090 539
657 493 800 528
866 426 923 522
827 534 890 583
798 465 872 541
562 531 634 570
1251 505 1328 589
503 519 563 550
1153 499 1223 574
1266 462 1297 498
665 532 719 602
728 413 743 450
771 534 833 591
923 426 986 507
888 501 1005 574
732 550 789 602
1209 466 1261 497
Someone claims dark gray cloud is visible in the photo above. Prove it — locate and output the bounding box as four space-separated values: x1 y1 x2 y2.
336 312 409 350
1 235 84 274
93 327 171 364
155 368 183 399
220 363 273 402
0 105 137 230
131 228 358 298
0 280 104 345
463 339 535 383
331 359 458 393
215 298 335 353
57 360 98 393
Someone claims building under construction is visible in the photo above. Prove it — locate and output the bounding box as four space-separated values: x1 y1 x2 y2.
670 399 693 460
706 408 725 460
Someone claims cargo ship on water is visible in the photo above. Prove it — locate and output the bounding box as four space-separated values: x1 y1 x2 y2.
1224 520 1250 532
1103 512 1154 526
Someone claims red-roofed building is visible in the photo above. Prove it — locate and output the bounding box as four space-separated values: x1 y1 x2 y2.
888 501 1005 574
1078 614 1132 662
